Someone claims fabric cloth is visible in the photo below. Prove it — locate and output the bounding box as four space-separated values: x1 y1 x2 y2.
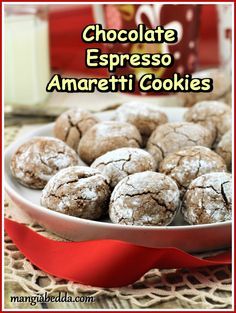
5 218 231 288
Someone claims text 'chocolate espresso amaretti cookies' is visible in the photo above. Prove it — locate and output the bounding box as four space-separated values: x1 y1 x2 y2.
54 108 99 152
11 137 79 189
41 166 111 220
182 172 232 225
109 171 180 226
78 121 142 164
146 122 214 168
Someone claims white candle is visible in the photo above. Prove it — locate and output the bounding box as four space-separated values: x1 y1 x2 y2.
5 8 50 106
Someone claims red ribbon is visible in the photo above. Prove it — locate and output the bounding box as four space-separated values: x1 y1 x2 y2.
5 218 231 288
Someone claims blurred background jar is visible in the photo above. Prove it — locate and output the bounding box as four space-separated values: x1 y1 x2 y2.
5 5 50 111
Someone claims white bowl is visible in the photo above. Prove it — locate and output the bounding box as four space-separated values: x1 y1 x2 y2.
4 108 231 252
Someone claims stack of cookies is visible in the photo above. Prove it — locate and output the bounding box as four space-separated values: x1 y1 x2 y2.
11 101 232 227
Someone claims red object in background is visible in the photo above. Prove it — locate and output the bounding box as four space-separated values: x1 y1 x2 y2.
199 4 219 66
49 5 106 76
49 4 219 74
102 4 201 96
5 218 231 288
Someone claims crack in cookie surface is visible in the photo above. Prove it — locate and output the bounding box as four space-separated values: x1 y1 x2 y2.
11 137 78 189
159 146 227 198
182 172 232 224
41 166 111 219
109 172 180 226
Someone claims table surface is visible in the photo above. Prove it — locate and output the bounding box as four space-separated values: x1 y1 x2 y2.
4 113 232 310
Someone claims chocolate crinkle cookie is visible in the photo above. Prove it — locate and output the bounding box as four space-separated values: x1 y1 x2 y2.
184 101 231 144
91 147 157 188
146 122 213 168
178 69 231 107
159 146 227 198
182 172 232 225
54 108 99 152
216 130 232 171
115 102 168 145
109 171 180 226
41 166 111 220
78 121 142 164
11 137 79 189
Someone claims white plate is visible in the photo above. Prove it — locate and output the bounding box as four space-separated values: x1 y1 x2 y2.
4 108 231 252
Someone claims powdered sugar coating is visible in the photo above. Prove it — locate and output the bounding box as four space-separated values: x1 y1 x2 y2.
146 122 213 168
11 137 79 189
216 130 232 171
91 148 157 188
184 101 231 144
116 102 168 145
78 121 142 164
182 172 232 224
54 108 99 152
109 171 180 226
41 166 111 219
159 146 227 197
